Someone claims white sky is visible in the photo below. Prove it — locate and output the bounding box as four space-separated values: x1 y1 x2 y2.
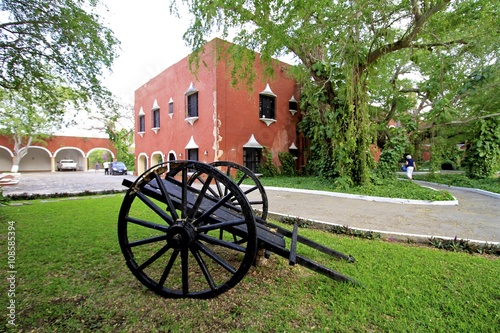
59 1 295 137
102 0 192 103
59 0 194 137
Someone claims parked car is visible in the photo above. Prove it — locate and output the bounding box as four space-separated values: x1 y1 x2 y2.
57 159 77 171
109 162 128 175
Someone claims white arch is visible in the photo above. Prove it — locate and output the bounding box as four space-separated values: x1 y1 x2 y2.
137 152 149 175
167 150 177 161
151 151 165 166
30 146 53 157
138 152 149 161
18 146 53 172
85 147 115 159
0 146 14 157
55 146 85 158
53 146 85 171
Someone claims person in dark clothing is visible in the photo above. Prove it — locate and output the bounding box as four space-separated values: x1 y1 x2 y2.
405 155 416 180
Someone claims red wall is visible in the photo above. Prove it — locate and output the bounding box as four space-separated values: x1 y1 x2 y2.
0 135 114 155
0 134 115 172
134 38 300 172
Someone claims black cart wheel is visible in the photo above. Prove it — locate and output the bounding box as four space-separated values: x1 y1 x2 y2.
188 161 268 220
118 161 258 299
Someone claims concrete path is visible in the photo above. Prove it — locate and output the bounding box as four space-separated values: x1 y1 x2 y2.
263 183 500 244
2 171 134 196
3 171 499 244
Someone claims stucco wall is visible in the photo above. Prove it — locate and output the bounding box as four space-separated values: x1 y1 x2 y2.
0 135 116 172
134 38 300 174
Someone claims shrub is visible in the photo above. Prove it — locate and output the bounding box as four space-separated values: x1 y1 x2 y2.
278 151 297 176
0 186 9 205
463 118 500 179
259 147 279 177
375 127 410 179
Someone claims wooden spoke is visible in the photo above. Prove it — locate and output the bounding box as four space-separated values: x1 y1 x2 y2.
136 192 174 225
158 250 179 287
154 173 179 220
125 216 169 233
128 234 169 248
118 161 257 299
195 241 237 274
196 218 247 233
137 244 172 271
197 232 248 253
191 247 217 290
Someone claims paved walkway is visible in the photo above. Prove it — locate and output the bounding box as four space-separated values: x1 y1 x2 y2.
3 171 499 244
263 183 500 244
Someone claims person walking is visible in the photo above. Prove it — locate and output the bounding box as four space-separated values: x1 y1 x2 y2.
405 155 416 180
94 162 100 173
103 161 109 175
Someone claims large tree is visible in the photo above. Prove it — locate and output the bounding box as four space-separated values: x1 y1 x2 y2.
0 0 119 109
172 0 498 185
0 89 57 171
0 0 119 171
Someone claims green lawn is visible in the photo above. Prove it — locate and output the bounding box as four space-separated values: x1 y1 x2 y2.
253 176 456 201
1 194 499 332
413 173 500 194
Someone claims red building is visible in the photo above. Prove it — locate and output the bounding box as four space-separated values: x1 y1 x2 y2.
0 135 115 172
134 38 301 175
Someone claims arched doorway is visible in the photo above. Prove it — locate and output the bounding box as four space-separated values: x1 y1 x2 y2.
150 151 164 168
0 146 14 172
54 147 85 171
137 153 148 175
87 148 115 172
168 151 176 161
21 147 53 172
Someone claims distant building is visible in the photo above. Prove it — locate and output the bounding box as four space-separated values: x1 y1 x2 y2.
133 38 302 175
0 135 116 172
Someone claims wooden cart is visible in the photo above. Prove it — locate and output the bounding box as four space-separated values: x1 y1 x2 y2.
119 161 357 299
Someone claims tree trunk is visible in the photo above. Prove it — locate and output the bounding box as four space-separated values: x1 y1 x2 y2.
11 135 32 173
328 65 371 186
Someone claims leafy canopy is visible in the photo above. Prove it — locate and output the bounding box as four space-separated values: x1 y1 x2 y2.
0 0 120 112
172 0 498 184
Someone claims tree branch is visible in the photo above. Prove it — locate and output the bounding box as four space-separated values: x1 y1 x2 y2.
420 113 500 129
366 0 451 66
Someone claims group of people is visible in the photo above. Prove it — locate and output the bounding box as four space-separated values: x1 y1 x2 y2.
94 161 110 175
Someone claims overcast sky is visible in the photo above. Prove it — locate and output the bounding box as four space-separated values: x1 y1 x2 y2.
58 0 194 136
61 1 294 137
102 0 192 103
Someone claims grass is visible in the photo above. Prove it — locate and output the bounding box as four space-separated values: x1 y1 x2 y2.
413 173 500 194
252 176 456 201
1 194 499 332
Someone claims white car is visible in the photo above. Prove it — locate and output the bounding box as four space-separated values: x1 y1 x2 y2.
57 159 77 171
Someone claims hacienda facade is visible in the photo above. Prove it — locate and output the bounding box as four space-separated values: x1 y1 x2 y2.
133 38 302 175
0 135 116 172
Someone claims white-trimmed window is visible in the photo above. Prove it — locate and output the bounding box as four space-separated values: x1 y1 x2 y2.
185 83 199 126
185 136 199 162
187 149 199 161
185 83 199 118
138 107 145 135
187 93 198 117
138 115 145 132
152 109 160 128
152 99 160 129
169 98 174 116
289 96 298 115
243 134 263 173
260 95 275 119
243 148 262 173
259 84 277 126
